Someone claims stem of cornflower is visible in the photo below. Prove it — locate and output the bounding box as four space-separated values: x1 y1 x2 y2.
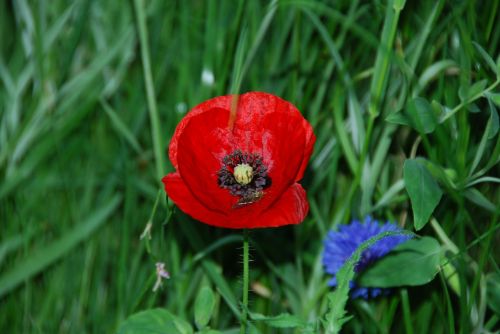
240 229 250 334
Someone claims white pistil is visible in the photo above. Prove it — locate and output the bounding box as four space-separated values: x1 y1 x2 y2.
233 163 253 185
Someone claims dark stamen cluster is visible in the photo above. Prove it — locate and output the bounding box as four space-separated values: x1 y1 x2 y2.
217 149 271 198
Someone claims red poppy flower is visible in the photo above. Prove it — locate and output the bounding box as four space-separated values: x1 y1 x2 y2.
162 92 315 229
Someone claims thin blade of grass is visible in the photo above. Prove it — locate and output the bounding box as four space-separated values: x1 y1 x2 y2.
133 0 165 182
0 195 121 298
369 0 405 117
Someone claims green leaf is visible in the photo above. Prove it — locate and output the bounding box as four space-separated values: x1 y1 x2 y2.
486 273 500 315
473 42 498 74
485 92 500 108
417 60 456 92
458 79 488 103
393 0 406 11
403 159 443 230
197 330 223 334
117 308 193 334
386 98 439 134
248 311 309 329
464 188 498 212
358 237 442 287
385 110 410 127
467 103 481 113
431 100 445 119
405 97 438 134
194 286 216 329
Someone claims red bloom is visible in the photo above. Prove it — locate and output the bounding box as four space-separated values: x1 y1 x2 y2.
162 92 315 229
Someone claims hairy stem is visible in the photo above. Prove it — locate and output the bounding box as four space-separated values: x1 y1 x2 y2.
240 229 250 334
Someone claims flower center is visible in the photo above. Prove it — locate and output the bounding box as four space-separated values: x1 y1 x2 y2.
217 150 271 206
233 164 253 185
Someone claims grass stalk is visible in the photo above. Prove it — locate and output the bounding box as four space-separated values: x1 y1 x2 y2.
133 0 165 182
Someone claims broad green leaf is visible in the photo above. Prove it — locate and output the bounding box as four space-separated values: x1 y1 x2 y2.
486 273 500 315
117 308 193 334
403 159 443 230
419 161 458 190
458 79 488 102
248 311 309 329
194 286 216 329
406 97 438 133
386 98 438 134
358 237 442 287
385 110 410 127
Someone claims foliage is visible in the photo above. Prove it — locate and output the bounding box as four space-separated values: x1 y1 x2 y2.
1 0 498 333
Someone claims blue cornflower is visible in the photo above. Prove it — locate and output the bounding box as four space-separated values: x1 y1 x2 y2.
322 216 412 299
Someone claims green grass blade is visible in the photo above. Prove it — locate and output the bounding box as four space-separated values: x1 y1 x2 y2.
229 26 248 95
0 195 121 299
133 0 165 182
369 0 405 117
101 99 143 154
408 1 444 71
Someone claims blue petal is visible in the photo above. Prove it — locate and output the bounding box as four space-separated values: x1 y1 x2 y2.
322 217 412 300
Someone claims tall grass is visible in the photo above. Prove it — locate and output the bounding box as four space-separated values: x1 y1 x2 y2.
1 0 498 333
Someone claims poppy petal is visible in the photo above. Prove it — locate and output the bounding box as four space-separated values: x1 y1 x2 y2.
164 173 309 229
215 182 309 228
169 95 233 169
295 123 316 181
176 107 238 212
228 93 312 206
255 183 309 227
257 108 308 199
164 92 315 229
163 173 228 226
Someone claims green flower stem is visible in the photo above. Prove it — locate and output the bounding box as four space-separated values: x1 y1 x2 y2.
240 229 250 334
